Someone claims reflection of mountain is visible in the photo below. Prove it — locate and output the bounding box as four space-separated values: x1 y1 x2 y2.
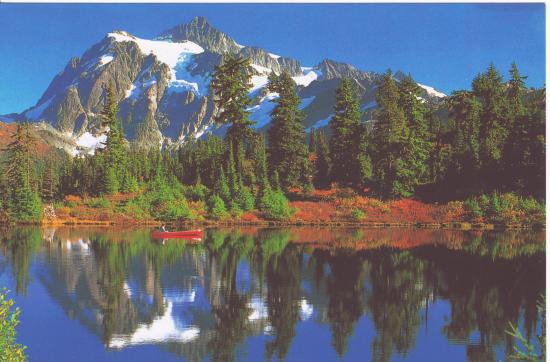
0 227 545 362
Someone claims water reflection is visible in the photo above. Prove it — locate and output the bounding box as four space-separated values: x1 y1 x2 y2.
0 227 544 362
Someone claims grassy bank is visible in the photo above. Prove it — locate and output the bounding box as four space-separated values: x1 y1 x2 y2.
19 188 542 230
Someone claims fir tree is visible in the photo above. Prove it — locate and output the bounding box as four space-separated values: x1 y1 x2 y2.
214 166 232 204
314 130 331 189
308 129 317 153
99 83 128 194
370 71 410 198
503 63 530 191
3 123 42 221
472 64 508 187
41 158 56 203
397 74 432 189
447 90 482 184
329 78 371 189
211 55 255 150
226 141 239 196
267 71 310 190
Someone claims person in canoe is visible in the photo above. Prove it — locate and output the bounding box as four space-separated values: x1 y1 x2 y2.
161 224 167 232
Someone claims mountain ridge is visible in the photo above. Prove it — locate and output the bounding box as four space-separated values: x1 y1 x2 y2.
3 16 446 156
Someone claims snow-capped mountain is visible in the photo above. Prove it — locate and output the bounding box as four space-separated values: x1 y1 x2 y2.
4 16 446 154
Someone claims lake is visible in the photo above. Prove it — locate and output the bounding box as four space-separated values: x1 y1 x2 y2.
0 227 545 362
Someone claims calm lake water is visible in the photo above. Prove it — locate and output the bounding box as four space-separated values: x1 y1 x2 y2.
0 227 544 362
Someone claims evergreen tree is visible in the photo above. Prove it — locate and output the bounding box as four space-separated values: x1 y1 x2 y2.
308 129 317 153
329 78 371 189
447 90 482 185
211 55 255 150
251 133 270 191
503 63 530 191
3 123 42 221
267 71 310 190
370 71 410 198
99 83 128 194
214 166 232 204
226 141 239 196
41 158 56 203
314 130 331 189
397 74 432 188
472 64 508 187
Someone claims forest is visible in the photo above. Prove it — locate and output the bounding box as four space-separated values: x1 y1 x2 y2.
0 57 545 225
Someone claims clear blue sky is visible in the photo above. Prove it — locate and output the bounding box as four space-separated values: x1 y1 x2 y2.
0 3 545 114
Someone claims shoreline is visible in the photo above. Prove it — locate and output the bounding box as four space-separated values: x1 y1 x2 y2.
8 218 543 231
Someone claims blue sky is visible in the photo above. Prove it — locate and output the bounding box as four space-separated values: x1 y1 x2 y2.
0 3 545 114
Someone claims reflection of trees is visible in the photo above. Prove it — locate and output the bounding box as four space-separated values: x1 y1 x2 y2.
313 249 368 357
0 226 544 362
0 227 42 295
91 239 142 345
367 250 429 362
265 245 302 361
422 247 545 362
204 230 252 362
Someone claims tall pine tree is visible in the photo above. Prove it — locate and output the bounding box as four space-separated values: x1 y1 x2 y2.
397 74 432 189
329 78 371 189
3 123 43 221
267 71 310 190
370 71 410 198
211 55 255 153
99 83 128 194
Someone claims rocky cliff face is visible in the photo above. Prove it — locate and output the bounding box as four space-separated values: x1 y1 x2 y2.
6 16 446 156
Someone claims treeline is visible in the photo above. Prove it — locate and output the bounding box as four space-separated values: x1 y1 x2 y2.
0 56 545 222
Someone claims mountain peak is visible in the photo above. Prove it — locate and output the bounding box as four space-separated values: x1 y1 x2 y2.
317 59 376 82
157 16 242 54
189 16 210 27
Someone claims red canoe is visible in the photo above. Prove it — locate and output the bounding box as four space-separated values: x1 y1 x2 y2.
151 229 203 239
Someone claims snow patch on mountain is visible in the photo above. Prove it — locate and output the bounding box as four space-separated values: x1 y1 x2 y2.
108 31 207 96
418 83 446 98
249 64 274 93
99 55 114 66
125 79 157 100
293 69 321 87
248 92 278 129
251 64 272 74
268 52 280 59
75 132 107 156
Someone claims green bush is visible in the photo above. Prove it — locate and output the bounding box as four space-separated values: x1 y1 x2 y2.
520 197 545 215
86 197 111 209
0 289 26 361
351 208 366 221
183 184 209 202
121 174 139 193
235 185 255 211
464 198 483 219
260 190 292 220
229 201 244 218
208 195 229 220
478 194 490 211
157 199 192 221
65 200 77 208
463 192 545 224
124 195 149 218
